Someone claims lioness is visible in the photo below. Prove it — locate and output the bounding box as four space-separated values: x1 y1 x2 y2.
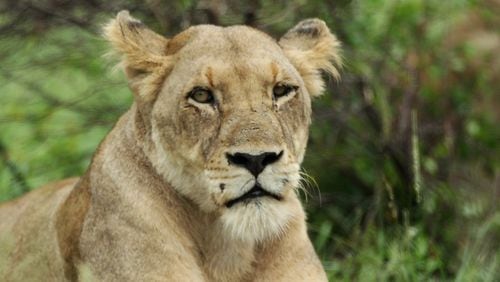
0 11 341 281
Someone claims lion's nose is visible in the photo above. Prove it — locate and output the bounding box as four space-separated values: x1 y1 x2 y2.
226 151 283 177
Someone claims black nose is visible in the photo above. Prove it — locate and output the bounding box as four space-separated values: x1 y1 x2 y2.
226 151 283 177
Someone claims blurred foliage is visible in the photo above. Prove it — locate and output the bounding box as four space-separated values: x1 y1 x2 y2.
0 0 499 280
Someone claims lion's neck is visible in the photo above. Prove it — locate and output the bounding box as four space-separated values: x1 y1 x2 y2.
85 108 258 281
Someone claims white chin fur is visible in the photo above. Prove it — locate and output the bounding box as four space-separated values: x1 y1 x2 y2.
219 198 296 243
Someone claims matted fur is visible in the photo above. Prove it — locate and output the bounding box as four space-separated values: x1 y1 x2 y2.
0 11 341 281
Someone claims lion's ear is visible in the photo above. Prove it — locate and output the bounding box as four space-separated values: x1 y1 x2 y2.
103 10 171 100
279 19 342 97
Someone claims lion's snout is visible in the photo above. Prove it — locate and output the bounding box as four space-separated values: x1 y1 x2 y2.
226 150 283 177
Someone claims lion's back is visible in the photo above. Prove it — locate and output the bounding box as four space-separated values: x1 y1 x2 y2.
0 178 78 281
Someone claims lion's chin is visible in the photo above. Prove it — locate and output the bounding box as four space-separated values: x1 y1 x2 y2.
219 198 297 243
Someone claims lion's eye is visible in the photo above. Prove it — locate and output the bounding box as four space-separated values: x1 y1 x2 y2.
273 84 298 99
188 87 214 104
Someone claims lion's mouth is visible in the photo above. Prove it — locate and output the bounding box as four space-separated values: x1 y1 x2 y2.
225 184 282 208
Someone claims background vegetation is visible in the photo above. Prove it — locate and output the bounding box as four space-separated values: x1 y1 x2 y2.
0 0 498 280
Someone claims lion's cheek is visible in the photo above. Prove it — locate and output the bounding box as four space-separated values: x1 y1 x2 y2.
176 109 219 150
277 101 310 162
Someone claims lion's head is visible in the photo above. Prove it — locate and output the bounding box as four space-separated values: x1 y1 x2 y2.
104 11 341 243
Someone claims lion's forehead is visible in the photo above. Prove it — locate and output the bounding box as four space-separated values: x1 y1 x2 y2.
167 26 301 101
175 25 285 63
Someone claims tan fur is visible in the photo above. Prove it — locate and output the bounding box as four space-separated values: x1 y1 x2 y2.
0 11 341 281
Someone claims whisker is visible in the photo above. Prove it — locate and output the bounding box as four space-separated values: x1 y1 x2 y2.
298 170 321 205
271 170 298 176
295 181 310 203
207 175 242 180
206 167 230 172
